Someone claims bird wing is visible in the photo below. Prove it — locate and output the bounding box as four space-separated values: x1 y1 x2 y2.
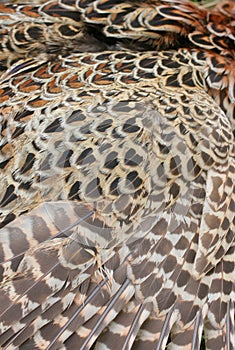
0 48 234 349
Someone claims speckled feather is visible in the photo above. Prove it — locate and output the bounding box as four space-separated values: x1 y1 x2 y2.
0 1 234 350
0 0 234 128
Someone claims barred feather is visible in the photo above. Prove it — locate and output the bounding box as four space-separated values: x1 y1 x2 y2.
0 1 234 350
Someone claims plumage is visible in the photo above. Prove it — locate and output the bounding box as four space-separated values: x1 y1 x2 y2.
0 0 234 123
0 1 234 349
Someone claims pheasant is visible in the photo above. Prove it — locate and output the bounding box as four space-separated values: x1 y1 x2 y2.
0 1 234 350
0 0 234 123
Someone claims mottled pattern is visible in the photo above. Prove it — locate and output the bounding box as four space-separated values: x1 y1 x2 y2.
0 0 234 126
0 1 234 350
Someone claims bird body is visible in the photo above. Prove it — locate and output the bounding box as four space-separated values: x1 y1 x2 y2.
0 0 234 125
0 1 234 349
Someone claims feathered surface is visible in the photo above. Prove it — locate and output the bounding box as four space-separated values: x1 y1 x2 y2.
0 1 234 350
0 0 234 124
